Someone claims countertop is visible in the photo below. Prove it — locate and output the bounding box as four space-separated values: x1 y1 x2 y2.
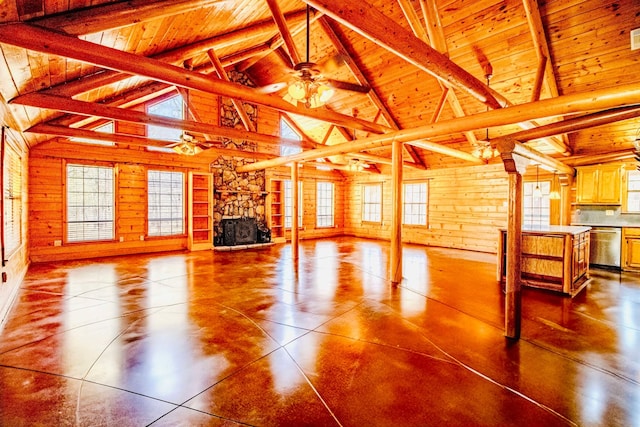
501 225 592 235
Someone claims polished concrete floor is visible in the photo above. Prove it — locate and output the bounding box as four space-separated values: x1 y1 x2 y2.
0 237 639 426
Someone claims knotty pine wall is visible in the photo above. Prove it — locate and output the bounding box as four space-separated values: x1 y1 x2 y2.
344 163 509 253
27 90 345 262
267 166 345 241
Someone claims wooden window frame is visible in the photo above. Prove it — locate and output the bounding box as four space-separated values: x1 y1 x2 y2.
147 169 186 237
361 183 382 224
64 161 117 243
403 181 428 226
316 181 334 228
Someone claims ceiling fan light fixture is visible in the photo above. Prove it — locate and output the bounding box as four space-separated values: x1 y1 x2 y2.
172 131 203 155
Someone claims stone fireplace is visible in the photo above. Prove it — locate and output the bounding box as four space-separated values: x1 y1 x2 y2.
211 156 269 246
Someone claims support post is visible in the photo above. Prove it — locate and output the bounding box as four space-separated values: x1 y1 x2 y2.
291 162 299 261
390 138 403 284
505 172 523 339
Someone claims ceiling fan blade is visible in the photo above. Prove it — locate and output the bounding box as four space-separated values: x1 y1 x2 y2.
318 53 347 74
256 82 288 94
326 79 370 94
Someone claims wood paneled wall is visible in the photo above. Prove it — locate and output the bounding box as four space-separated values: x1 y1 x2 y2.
345 163 509 253
267 166 345 240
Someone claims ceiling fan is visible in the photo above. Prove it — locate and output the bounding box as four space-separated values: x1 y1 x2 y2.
264 5 371 108
169 131 212 155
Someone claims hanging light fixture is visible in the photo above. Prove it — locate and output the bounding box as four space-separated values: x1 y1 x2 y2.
172 132 203 155
283 5 335 108
472 69 499 160
549 171 561 200
533 164 542 197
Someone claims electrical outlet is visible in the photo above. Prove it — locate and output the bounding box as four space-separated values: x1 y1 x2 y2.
53 240 62 247
606 210 614 216
119 236 124 242
139 235 145 241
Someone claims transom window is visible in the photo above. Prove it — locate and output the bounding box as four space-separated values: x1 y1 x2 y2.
403 182 428 226
147 95 184 151
316 181 334 228
71 121 115 146
362 183 382 223
280 116 302 156
66 164 114 242
284 180 303 228
523 180 551 228
147 170 184 236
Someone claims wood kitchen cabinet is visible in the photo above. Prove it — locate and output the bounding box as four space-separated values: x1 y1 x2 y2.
498 226 591 297
622 227 640 270
576 164 622 204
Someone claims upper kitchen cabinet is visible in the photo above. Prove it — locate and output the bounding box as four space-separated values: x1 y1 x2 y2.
621 166 640 213
575 164 622 205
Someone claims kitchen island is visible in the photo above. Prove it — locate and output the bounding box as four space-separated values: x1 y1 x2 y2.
498 226 591 297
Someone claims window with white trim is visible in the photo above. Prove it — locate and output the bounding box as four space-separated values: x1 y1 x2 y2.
3 143 22 257
284 180 303 228
147 170 184 236
147 95 184 152
66 164 114 242
403 182 428 226
523 181 551 228
362 183 382 223
316 181 334 227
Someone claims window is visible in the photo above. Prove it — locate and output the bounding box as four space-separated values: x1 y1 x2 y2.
66 164 114 242
3 143 22 257
523 181 551 228
71 121 115 146
284 180 303 228
280 116 302 156
362 183 382 223
147 170 184 236
403 182 428 226
147 95 184 151
626 170 640 212
316 181 334 227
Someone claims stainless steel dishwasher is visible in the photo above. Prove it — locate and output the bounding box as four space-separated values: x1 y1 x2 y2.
589 227 622 268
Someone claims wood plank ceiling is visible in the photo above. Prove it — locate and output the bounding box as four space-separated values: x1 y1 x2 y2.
0 0 638 170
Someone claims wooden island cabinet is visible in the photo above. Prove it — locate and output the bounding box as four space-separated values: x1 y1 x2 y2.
498 226 591 297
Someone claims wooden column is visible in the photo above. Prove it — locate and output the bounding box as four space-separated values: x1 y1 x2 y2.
291 162 299 261
505 172 523 339
501 153 529 339
390 139 403 284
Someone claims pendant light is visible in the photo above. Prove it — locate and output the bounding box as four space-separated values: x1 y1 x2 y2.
533 164 542 197
549 171 561 200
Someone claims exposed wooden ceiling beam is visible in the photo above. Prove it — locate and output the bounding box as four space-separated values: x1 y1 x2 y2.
28 0 229 36
26 124 278 160
236 82 640 172
416 0 478 146
302 0 504 109
27 9 310 100
265 0 302 66
206 49 256 132
317 16 425 168
18 93 311 150
0 23 389 135
417 0 569 156
345 152 428 170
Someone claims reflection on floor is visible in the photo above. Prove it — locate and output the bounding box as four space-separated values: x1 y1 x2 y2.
1 237 639 426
